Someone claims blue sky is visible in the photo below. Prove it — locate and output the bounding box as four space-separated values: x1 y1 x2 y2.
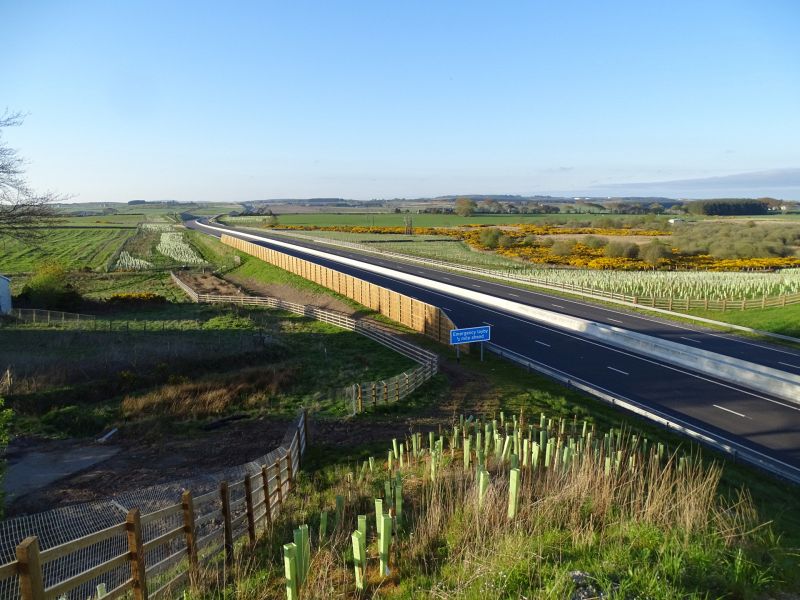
3 1 800 201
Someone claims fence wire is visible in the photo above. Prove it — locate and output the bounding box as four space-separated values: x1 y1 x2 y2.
0 412 306 600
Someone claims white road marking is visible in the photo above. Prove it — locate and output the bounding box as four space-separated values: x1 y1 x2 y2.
509 293 519 297
713 404 750 419
607 318 623 323
607 366 629 376
442 277 451 281
204 223 800 414
552 304 565 309
779 361 800 370
535 340 551 347
680 336 702 344
472 284 481 288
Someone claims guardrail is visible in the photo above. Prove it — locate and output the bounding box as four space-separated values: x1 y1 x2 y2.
170 273 439 413
0 411 308 600
486 343 800 486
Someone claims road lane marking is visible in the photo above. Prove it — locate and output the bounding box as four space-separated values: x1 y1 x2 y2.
535 340 550 347
472 284 481 288
607 366 629 375
509 293 519 297
680 336 702 344
552 304 565 309
607 318 623 324
207 223 800 414
713 405 750 419
779 361 800 369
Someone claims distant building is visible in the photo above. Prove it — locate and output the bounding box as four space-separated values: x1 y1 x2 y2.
0 276 10 314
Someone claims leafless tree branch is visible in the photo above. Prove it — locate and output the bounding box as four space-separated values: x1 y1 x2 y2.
0 111 64 243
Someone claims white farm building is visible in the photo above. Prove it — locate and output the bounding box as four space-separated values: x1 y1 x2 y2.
0 276 11 314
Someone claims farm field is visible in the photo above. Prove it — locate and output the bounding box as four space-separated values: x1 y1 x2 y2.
221 212 669 228
268 229 800 301
0 227 135 274
111 224 207 270
53 214 146 227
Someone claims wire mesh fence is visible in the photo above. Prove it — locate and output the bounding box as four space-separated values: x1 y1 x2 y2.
0 412 307 600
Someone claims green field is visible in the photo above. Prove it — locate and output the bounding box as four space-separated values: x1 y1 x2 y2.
222 212 663 228
54 214 145 227
0 227 135 274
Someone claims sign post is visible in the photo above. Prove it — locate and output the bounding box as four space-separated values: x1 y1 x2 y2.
449 325 491 362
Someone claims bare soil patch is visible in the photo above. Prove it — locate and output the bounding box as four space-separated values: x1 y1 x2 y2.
5 358 487 516
224 276 358 315
177 271 244 296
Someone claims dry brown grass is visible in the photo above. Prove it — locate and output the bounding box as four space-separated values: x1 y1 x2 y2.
122 366 296 418
189 424 784 599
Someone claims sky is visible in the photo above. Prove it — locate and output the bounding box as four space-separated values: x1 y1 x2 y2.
3 0 800 202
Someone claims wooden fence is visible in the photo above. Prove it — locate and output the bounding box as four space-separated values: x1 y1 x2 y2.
171 273 439 414
220 234 460 343
0 412 308 600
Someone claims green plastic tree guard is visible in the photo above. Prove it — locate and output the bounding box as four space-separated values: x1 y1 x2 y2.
283 543 298 600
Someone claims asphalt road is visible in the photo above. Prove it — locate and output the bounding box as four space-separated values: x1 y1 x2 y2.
188 220 800 474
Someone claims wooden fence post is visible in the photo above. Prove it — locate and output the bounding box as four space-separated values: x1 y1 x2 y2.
302 408 310 451
286 448 294 493
275 461 283 506
261 465 273 525
219 481 234 567
181 491 199 585
357 384 363 413
16 537 45 600
126 509 149 600
243 474 257 544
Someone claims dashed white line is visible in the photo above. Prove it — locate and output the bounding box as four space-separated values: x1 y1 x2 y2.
680 336 702 344
713 404 750 419
552 304 565 309
607 318 623 324
535 340 551 347
779 361 800 370
472 284 481 288
607 366 629 376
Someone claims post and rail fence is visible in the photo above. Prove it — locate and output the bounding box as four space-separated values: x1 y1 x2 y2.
0 411 308 600
170 272 440 415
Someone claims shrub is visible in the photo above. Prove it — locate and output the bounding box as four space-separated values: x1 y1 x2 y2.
497 234 515 248
551 240 577 256
605 242 640 259
478 228 502 249
640 240 673 264
40 405 110 437
583 235 608 249
19 264 82 310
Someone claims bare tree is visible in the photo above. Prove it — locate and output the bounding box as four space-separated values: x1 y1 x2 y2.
0 111 63 243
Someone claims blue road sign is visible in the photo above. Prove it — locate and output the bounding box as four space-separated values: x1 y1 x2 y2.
450 325 491 345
